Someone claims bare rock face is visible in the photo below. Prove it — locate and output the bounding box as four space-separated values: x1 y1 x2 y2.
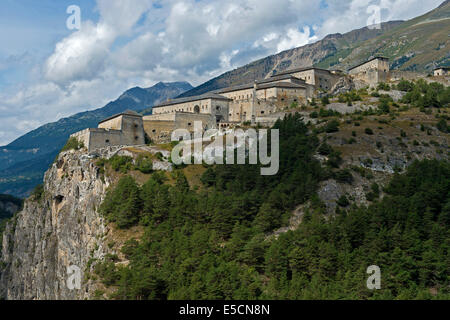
329 76 356 96
0 150 113 300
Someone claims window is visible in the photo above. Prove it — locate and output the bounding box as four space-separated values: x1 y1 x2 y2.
261 111 265 114
134 124 138 128
105 139 110 143
135 136 139 140
188 122 192 126
152 129 156 133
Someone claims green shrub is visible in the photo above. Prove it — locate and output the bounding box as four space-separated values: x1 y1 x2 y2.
134 154 153 174
290 101 299 109
397 79 414 92
109 155 133 173
377 82 391 91
310 111 319 119
437 118 448 133
337 195 350 207
60 137 84 153
327 151 342 168
321 96 330 106
335 169 353 184
365 128 374 135
318 143 333 156
325 120 340 133
366 183 380 202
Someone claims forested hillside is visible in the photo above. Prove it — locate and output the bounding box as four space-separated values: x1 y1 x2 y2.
91 114 449 300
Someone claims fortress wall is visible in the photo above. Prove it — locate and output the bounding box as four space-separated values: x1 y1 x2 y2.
143 120 175 144
291 70 316 85
287 69 341 92
143 114 176 121
229 99 252 122
221 88 254 101
98 116 122 130
390 70 425 81
89 129 123 151
256 87 277 100
315 69 342 91
153 98 212 115
119 115 145 146
174 113 216 131
210 99 230 122
349 59 390 86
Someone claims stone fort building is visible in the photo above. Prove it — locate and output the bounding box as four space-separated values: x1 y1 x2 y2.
348 56 390 86
72 57 390 151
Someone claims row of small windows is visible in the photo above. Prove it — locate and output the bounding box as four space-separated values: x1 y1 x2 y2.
154 104 226 114
230 93 253 100
105 136 139 143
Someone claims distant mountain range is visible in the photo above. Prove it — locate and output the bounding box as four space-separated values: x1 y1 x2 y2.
179 1 449 98
0 81 193 197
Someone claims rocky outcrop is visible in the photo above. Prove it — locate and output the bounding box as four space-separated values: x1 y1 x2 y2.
329 76 356 95
0 149 113 300
0 143 174 300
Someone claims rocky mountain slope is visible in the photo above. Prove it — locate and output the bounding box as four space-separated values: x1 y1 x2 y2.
178 21 403 98
179 1 449 98
331 0 450 72
0 82 192 198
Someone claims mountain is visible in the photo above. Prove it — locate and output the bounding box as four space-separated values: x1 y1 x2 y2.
179 1 449 98
0 81 193 197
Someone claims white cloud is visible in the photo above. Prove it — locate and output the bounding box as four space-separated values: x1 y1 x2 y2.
277 27 318 53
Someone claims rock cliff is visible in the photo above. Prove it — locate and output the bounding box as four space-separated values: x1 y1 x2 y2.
0 149 113 300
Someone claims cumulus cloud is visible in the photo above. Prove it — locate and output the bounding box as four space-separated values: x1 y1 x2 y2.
44 0 152 86
277 27 318 53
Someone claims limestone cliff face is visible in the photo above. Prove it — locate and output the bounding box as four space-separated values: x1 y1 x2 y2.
0 150 113 300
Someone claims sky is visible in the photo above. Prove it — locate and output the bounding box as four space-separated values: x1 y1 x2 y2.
0 0 444 146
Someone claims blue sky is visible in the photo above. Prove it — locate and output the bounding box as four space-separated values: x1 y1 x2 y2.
0 0 444 146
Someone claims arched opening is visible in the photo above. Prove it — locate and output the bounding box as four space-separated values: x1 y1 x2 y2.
194 105 200 113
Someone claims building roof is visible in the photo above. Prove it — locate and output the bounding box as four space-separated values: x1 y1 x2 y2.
260 74 307 84
257 81 306 90
434 66 450 71
272 66 333 77
98 110 142 125
214 75 306 94
154 92 232 108
214 83 254 94
348 56 389 71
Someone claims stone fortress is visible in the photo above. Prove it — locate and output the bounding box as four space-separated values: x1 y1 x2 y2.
72 56 393 151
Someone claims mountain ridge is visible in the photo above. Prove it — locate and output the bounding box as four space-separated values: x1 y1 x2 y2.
179 1 449 98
